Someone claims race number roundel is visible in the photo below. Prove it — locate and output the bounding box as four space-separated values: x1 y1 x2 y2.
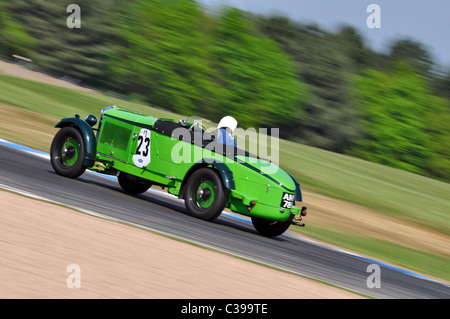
132 128 151 168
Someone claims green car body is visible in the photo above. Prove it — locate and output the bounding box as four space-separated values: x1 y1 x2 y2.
50 106 307 237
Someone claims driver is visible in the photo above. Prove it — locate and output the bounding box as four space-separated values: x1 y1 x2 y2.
216 116 237 147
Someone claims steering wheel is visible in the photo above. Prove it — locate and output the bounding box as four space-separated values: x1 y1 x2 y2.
189 122 209 133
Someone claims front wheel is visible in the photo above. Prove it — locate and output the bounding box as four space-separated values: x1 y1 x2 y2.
50 126 86 178
184 167 228 221
251 215 293 237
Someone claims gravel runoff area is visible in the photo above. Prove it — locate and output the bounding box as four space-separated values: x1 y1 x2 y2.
0 190 362 299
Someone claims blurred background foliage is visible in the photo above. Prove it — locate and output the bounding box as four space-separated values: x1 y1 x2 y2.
0 0 449 182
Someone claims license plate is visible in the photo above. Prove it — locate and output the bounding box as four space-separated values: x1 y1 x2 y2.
281 192 294 209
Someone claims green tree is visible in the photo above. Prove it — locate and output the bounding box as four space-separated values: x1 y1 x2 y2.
333 25 377 72
0 0 34 58
258 17 362 152
210 8 304 129
108 0 220 115
8 0 117 85
423 96 450 182
389 38 433 76
298 32 361 153
352 62 432 174
432 69 450 99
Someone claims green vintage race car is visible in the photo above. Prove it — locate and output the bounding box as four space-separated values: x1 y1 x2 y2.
50 106 308 237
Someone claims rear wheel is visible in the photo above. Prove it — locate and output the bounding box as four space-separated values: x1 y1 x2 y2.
251 215 293 237
118 172 151 194
184 167 228 221
50 126 86 178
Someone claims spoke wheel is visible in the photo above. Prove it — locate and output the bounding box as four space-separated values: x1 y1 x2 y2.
195 180 216 209
61 137 80 167
50 126 86 178
184 168 228 221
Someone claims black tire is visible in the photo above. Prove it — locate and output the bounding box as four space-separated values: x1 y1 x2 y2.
118 172 151 194
50 126 86 178
184 167 228 221
251 215 294 237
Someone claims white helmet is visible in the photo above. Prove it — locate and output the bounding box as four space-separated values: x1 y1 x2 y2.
217 116 237 134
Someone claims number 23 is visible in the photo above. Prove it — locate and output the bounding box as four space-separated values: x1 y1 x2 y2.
136 135 150 157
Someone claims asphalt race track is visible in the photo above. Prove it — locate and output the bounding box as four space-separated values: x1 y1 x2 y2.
1 142 449 299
